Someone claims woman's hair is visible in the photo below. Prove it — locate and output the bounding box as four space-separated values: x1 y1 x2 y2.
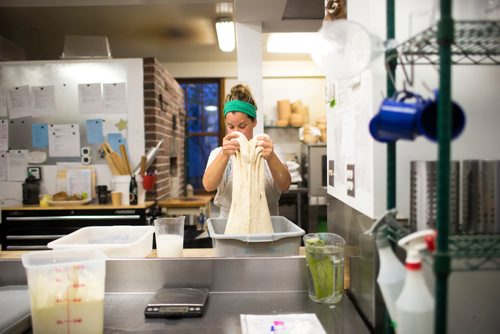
224 84 257 110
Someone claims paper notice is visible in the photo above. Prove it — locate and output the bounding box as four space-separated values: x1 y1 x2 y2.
103 82 127 114
67 168 93 200
0 88 7 117
79 83 102 114
32 123 49 148
86 119 104 144
31 85 56 117
0 152 7 181
0 119 8 151
48 124 81 157
7 150 29 182
7 85 31 119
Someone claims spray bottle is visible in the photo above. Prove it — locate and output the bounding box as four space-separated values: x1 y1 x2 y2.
364 209 406 328
395 229 436 334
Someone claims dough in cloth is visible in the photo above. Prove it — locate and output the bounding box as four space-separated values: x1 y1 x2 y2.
224 132 274 234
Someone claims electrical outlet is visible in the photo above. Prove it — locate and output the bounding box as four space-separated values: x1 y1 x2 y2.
346 164 355 197
329 160 334 187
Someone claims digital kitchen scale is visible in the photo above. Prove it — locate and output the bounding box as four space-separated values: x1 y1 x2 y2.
144 288 209 318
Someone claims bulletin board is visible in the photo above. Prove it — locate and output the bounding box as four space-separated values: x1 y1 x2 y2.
0 61 130 165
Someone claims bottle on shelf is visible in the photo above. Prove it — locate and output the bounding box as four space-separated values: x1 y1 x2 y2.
129 175 138 205
395 229 436 334
365 209 406 328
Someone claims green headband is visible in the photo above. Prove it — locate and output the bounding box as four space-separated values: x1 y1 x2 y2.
223 100 257 119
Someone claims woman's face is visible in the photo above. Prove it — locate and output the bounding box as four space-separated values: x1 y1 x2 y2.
225 111 256 140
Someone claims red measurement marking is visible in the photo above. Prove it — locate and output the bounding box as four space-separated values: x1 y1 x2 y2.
56 320 64 325
73 283 85 288
72 264 85 270
72 298 82 303
56 298 64 303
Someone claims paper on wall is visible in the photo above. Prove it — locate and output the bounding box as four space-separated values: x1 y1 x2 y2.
7 85 31 119
7 150 29 182
86 119 104 144
32 123 49 148
103 82 127 114
66 168 93 200
48 124 81 157
31 85 56 117
0 152 7 181
0 88 7 117
102 115 128 137
79 83 102 114
0 119 8 151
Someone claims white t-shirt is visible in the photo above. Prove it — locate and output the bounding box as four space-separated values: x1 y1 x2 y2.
205 145 284 218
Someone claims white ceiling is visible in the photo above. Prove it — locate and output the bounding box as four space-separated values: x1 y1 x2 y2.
0 0 324 63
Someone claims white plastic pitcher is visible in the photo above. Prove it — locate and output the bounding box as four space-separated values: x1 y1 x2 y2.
21 249 107 334
111 175 131 206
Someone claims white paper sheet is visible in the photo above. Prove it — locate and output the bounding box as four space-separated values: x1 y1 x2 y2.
0 88 7 117
0 119 8 151
48 124 81 157
0 151 7 181
78 83 102 114
7 150 29 182
66 169 92 199
102 115 128 137
240 313 326 334
31 85 57 117
7 85 31 119
103 82 127 114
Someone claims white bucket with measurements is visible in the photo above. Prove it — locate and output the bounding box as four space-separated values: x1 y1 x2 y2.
21 248 107 334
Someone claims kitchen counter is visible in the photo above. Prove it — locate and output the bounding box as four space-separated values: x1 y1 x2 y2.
0 256 367 333
0 247 352 289
1 201 155 210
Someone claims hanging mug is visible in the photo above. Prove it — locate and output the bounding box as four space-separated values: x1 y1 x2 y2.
416 90 466 142
370 89 466 142
369 90 427 142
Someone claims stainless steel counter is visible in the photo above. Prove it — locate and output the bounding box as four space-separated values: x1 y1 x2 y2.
1 256 370 333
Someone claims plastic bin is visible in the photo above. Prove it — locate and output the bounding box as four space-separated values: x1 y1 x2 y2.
47 226 154 258
207 216 305 257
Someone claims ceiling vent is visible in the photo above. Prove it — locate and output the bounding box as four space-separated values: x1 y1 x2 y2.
282 0 325 20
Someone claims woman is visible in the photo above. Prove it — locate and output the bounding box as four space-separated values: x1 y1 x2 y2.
203 84 291 218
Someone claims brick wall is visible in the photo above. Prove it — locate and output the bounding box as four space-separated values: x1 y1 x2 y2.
143 57 185 201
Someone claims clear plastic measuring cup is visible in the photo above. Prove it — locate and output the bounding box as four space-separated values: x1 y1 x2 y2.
22 248 107 334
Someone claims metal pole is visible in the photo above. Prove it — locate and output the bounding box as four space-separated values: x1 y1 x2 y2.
435 0 453 332
385 1 397 333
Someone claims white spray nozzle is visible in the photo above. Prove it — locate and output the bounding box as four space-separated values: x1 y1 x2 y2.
398 229 436 265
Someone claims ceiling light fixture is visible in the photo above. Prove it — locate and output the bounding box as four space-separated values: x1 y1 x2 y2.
215 18 235 52
266 33 316 53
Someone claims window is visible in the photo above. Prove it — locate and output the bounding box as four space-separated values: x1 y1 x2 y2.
178 79 224 192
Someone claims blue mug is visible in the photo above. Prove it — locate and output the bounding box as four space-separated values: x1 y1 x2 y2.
370 90 466 142
369 90 426 142
416 90 466 142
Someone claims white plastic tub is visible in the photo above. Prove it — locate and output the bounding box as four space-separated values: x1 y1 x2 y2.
47 225 154 258
207 216 305 257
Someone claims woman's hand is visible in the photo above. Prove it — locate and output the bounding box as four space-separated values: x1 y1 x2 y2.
221 132 240 157
256 134 274 160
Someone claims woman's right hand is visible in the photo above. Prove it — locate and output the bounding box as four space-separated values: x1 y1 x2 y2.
221 132 240 157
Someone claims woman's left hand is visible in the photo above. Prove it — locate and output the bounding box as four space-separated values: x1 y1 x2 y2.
256 134 274 160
